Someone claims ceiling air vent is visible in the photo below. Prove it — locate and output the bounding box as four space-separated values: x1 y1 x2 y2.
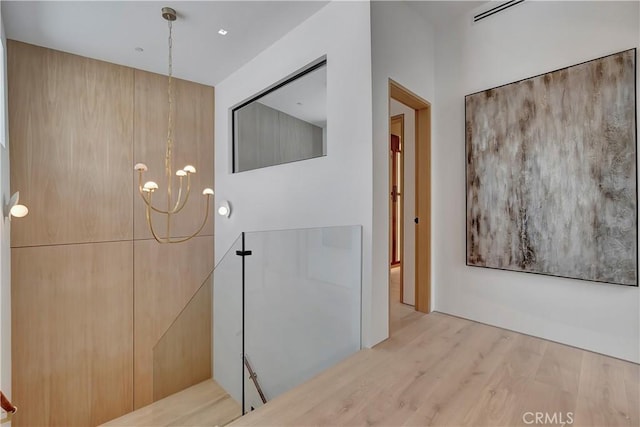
473 0 525 23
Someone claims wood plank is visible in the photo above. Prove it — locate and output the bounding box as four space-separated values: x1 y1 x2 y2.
535 340 584 394
153 279 212 401
133 70 214 240
8 40 134 247
514 380 576 426
375 311 467 354
12 242 133 427
458 333 550 427
168 395 241 427
574 351 637 426
395 324 517 427
622 360 640 426
102 379 238 427
134 235 214 409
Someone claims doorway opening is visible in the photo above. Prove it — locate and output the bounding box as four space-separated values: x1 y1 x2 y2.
390 113 404 269
388 79 431 335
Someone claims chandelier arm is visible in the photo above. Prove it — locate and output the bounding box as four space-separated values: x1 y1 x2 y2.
137 170 176 214
145 193 169 244
171 176 184 212
137 187 176 215
170 173 192 215
165 195 211 244
166 206 171 243
137 171 152 202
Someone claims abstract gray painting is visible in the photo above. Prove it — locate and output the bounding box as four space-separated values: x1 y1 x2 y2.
466 49 637 286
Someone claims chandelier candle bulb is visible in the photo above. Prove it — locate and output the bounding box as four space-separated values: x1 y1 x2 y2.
133 7 212 244
143 181 159 192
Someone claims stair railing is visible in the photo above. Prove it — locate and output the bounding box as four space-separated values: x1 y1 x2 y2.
244 355 267 405
0 391 17 424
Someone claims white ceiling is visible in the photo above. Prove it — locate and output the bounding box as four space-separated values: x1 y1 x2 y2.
406 0 487 27
2 1 487 87
1 1 329 86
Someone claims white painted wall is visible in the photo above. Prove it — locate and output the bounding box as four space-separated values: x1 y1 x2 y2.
371 1 436 343
434 1 640 362
0 6 12 418
390 98 416 306
213 0 373 396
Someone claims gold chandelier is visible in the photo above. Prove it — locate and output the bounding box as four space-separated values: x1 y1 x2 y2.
134 7 213 244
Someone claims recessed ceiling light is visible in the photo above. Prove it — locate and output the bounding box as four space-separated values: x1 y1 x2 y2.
218 29 228 36
135 47 144 52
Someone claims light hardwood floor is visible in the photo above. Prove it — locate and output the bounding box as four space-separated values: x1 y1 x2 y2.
101 379 240 427
101 287 639 427
230 312 639 426
389 266 421 335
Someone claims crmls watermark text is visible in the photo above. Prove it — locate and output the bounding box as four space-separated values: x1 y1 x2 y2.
522 412 574 426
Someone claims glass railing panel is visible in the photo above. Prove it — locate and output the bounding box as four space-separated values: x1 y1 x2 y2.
153 234 243 425
243 225 362 410
212 234 245 406
152 269 213 402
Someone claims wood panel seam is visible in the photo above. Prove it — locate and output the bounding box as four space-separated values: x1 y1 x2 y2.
10 234 215 249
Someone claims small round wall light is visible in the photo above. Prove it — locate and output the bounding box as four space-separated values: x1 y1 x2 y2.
4 192 29 221
217 200 231 218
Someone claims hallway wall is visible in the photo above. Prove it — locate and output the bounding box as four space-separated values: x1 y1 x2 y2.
433 1 640 362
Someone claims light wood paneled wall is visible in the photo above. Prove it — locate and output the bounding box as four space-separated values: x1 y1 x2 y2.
132 64 215 410
8 41 134 247
134 235 214 408
8 41 215 425
133 70 214 240
153 280 213 402
11 242 134 427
